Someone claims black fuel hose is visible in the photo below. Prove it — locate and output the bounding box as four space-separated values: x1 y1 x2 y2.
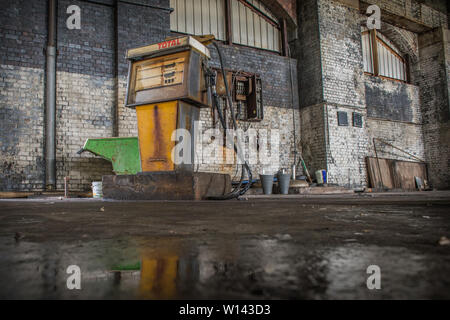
208 41 253 200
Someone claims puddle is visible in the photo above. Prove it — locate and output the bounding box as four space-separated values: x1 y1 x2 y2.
0 236 449 299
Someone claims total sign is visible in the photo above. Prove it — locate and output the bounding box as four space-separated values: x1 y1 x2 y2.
158 38 182 50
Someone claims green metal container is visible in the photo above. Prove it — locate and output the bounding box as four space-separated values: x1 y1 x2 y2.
78 137 141 175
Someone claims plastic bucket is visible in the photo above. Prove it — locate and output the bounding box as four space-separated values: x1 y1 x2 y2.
92 181 103 198
277 173 291 195
260 174 274 195
315 170 327 185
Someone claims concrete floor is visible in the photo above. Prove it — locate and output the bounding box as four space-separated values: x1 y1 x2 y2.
0 192 450 299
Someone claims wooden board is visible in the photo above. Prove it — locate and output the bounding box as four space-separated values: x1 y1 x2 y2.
366 157 394 189
366 157 427 190
393 161 428 190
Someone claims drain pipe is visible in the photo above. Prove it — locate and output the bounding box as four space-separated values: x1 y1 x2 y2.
45 0 57 190
287 46 298 180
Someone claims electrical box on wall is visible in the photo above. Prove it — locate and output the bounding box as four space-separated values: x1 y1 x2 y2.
247 75 263 121
215 69 264 122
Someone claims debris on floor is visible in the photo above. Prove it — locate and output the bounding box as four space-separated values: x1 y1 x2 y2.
438 236 450 246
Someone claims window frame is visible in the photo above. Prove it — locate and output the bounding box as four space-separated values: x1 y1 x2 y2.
170 0 287 56
362 29 409 84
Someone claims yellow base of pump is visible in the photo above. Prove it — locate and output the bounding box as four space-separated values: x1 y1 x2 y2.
136 101 178 172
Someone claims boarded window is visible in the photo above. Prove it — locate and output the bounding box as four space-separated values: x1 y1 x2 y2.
362 28 407 82
170 0 226 41
231 0 281 52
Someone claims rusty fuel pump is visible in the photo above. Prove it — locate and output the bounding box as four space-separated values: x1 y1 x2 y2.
102 36 243 200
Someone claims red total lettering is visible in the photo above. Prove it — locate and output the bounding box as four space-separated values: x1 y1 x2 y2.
158 38 182 50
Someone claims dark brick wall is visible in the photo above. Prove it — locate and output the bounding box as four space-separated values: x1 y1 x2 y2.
294 0 323 109
1 0 448 190
116 0 171 137
0 0 47 69
318 0 365 108
117 0 170 77
1 0 297 191
208 43 298 109
365 76 421 123
418 27 450 189
291 0 327 178
0 0 47 190
57 0 115 77
54 0 117 190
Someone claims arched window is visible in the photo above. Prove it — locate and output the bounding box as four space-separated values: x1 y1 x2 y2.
361 27 408 82
170 0 282 53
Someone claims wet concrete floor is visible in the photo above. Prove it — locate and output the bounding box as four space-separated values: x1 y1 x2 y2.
0 194 450 299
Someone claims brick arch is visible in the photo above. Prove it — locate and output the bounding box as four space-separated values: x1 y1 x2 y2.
378 23 419 64
258 0 297 28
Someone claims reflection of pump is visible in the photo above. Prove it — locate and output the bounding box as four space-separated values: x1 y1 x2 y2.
139 256 178 299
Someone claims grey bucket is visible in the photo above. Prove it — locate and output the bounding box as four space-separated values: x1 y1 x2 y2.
277 173 291 195
260 174 274 195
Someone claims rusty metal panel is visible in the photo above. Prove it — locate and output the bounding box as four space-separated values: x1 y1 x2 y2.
136 101 178 172
102 172 231 200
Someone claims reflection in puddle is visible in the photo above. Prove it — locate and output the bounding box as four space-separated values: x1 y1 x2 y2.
0 236 447 299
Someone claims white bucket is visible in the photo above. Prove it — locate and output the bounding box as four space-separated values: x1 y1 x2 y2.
92 181 103 198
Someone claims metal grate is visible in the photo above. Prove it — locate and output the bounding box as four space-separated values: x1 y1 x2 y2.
353 112 363 128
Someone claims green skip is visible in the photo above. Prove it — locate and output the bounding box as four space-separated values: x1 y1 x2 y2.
78 137 141 175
